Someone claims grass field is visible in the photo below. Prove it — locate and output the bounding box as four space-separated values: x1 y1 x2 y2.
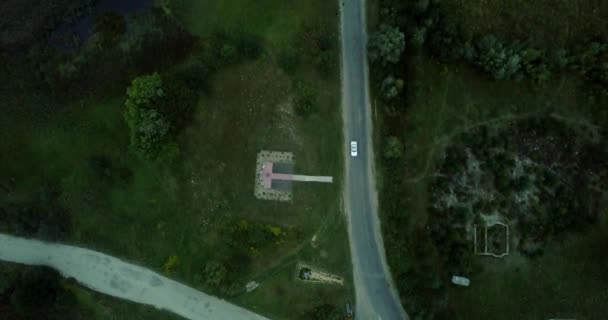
376 54 608 318
0 0 350 318
175 0 338 51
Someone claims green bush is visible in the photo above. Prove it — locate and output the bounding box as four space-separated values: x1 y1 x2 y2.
94 12 126 47
369 24 406 65
381 75 404 100
124 73 175 160
474 35 521 80
383 136 404 160
277 47 300 75
133 109 172 159
293 81 317 116
10 267 78 320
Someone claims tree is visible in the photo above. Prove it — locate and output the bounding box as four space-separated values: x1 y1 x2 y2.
0 272 11 295
132 109 172 159
411 27 427 48
384 136 404 160
369 24 406 65
203 261 228 289
94 12 126 47
475 35 521 80
381 75 404 99
124 73 175 159
10 267 71 319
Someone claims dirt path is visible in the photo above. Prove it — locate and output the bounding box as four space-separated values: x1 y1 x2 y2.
0 233 268 320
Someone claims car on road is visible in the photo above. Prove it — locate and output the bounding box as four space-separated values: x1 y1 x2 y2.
350 141 358 157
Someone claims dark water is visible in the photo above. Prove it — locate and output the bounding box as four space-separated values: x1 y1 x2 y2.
52 0 153 49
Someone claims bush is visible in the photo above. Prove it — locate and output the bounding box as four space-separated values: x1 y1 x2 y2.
381 75 404 99
132 109 172 159
474 35 522 80
369 24 406 65
384 136 404 160
315 50 336 78
293 81 317 116
207 30 263 69
124 73 178 160
10 267 77 320
94 11 126 47
203 261 228 289
410 27 427 48
277 47 299 75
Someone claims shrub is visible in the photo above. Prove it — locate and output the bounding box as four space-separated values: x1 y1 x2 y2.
293 81 317 116
381 75 404 99
94 12 126 47
384 136 404 160
278 47 299 75
124 73 178 160
411 27 427 48
315 50 336 78
369 24 406 65
475 35 521 80
203 261 228 289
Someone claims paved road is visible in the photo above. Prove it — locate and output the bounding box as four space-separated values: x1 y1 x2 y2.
0 233 268 320
340 0 409 319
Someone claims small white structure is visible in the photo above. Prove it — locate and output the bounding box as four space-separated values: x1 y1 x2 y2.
451 275 470 287
245 281 259 293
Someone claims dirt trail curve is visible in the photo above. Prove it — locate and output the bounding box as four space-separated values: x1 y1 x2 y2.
0 233 268 320
339 0 409 319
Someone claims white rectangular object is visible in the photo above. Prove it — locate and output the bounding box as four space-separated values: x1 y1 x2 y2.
350 141 358 157
451 275 470 286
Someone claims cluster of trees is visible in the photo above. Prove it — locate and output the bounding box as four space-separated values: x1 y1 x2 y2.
0 267 88 320
122 26 265 160
277 22 338 79
0 0 95 49
192 218 289 296
397 0 608 94
293 81 318 116
430 118 605 259
372 1 608 319
124 73 177 160
372 0 608 99
369 24 406 66
0 184 70 242
277 22 339 118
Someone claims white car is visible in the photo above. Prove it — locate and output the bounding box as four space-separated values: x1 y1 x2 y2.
350 141 358 157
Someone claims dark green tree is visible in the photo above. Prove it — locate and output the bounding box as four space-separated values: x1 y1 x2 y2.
369 24 406 65
384 136 404 160
10 267 76 320
124 73 176 159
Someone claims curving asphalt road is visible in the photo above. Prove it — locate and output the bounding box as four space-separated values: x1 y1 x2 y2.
0 233 268 320
339 0 409 319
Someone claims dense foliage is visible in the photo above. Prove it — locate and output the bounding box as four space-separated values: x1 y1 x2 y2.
372 0 608 319
0 267 87 320
124 73 174 160
369 23 406 65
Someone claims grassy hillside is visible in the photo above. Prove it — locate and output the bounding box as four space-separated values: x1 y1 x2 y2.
0 0 350 319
